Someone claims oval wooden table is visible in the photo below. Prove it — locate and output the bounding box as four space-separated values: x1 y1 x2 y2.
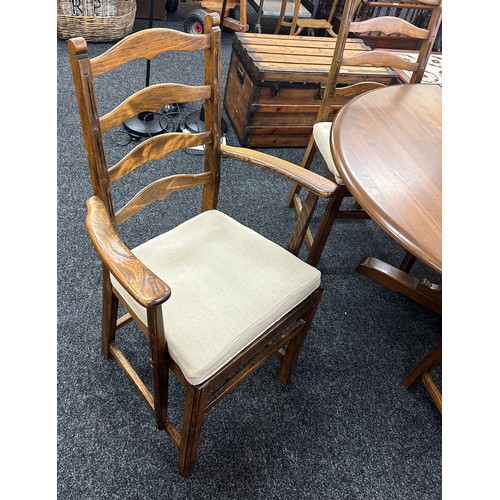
331 83 441 275
330 83 442 411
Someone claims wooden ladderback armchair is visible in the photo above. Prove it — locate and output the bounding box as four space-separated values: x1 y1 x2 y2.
68 14 336 476
287 0 442 266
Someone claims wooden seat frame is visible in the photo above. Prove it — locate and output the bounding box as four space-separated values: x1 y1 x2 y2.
68 14 337 476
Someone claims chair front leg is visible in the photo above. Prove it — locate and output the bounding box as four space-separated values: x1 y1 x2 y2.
287 135 317 207
306 185 348 266
178 384 209 476
101 268 118 359
286 191 319 256
148 305 170 430
278 288 323 384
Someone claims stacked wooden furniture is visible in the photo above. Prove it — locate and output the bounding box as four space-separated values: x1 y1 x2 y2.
272 0 350 36
224 32 398 147
249 0 312 34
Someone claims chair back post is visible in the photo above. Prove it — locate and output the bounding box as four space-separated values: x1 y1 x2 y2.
201 13 222 212
68 37 115 220
410 0 442 84
315 0 359 122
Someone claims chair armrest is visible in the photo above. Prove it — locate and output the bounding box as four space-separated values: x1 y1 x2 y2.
221 144 337 198
85 195 171 308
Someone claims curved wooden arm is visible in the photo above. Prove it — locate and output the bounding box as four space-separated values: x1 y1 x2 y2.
85 196 171 308
221 144 337 198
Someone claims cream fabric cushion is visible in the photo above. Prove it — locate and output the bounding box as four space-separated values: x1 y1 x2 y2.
313 122 343 185
111 210 321 386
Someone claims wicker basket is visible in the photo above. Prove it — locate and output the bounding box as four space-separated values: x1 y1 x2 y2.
57 0 137 42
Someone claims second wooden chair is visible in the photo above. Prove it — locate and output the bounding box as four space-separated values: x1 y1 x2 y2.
287 0 442 266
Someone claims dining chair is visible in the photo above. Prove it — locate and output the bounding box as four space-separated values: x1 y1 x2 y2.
286 0 442 267
68 13 337 476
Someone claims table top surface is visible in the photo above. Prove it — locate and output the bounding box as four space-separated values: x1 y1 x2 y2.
331 84 442 274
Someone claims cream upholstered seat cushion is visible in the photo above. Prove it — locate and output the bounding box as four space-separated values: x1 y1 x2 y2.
111 210 321 386
313 122 343 185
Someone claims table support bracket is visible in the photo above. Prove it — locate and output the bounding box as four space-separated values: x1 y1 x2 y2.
356 256 441 315
356 256 442 413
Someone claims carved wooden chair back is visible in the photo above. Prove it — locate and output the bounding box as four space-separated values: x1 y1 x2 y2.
354 0 442 50
68 14 336 476
287 0 442 266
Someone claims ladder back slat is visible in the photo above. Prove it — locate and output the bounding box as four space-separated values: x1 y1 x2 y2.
350 16 430 39
108 132 212 181
91 28 212 76
342 50 420 72
115 172 213 225
100 84 212 133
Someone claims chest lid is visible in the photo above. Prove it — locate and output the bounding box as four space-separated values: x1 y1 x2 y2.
232 33 398 85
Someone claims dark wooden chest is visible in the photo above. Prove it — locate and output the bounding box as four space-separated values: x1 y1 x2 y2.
223 33 399 148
